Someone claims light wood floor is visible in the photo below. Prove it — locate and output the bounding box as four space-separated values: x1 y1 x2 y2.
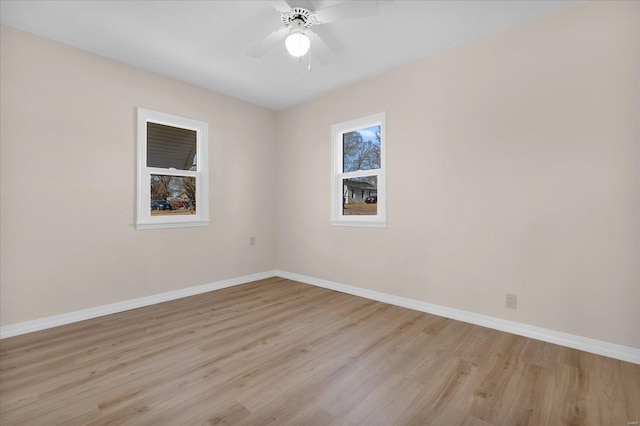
1 277 638 425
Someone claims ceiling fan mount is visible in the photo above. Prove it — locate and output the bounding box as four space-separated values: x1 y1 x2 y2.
281 7 316 29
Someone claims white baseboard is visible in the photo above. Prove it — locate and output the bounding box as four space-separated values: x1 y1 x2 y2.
2 269 638 365
275 270 640 365
0 270 278 339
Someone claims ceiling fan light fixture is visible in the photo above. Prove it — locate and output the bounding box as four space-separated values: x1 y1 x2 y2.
285 30 310 57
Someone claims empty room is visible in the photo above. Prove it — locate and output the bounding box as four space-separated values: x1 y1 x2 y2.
0 0 638 425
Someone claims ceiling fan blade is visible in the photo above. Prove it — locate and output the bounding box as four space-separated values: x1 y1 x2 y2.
313 1 379 24
247 27 288 57
268 0 294 13
293 0 314 9
312 26 345 56
307 31 336 65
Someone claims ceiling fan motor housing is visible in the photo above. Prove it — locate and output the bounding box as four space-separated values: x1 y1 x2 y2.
281 7 316 30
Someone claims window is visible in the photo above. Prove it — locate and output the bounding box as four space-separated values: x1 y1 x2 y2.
331 112 386 227
136 108 209 229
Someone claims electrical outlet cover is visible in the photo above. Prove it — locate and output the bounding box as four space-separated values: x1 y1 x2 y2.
506 293 517 309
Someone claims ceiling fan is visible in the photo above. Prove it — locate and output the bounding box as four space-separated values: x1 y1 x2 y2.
247 1 379 66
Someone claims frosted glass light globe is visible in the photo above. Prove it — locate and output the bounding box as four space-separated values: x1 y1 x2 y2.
285 31 310 57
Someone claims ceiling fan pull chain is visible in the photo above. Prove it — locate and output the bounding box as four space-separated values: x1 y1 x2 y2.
308 46 312 72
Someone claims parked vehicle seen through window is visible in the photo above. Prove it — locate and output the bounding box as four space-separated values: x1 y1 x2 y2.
151 200 173 211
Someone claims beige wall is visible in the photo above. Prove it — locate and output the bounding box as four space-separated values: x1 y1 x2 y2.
276 1 640 348
0 25 277 326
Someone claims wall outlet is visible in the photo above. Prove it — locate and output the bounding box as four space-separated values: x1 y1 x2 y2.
506 293 517 309
250 236 255 246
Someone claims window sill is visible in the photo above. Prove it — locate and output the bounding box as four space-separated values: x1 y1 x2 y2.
331 219 386 228
136 220 209 230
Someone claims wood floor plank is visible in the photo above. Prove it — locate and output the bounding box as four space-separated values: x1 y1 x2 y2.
1 278 638 425
403 357 479 425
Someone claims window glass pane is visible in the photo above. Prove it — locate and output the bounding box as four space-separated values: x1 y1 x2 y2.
343 125 381 173
342 176 377 216
150 175 196 216
147 122 197 170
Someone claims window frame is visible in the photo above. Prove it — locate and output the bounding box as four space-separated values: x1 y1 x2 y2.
331 112 386 228
136 108 209 230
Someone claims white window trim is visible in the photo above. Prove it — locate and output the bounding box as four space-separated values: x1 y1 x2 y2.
136 108 209 230
331 112 386 228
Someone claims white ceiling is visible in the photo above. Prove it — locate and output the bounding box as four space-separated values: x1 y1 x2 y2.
0 0 577 110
